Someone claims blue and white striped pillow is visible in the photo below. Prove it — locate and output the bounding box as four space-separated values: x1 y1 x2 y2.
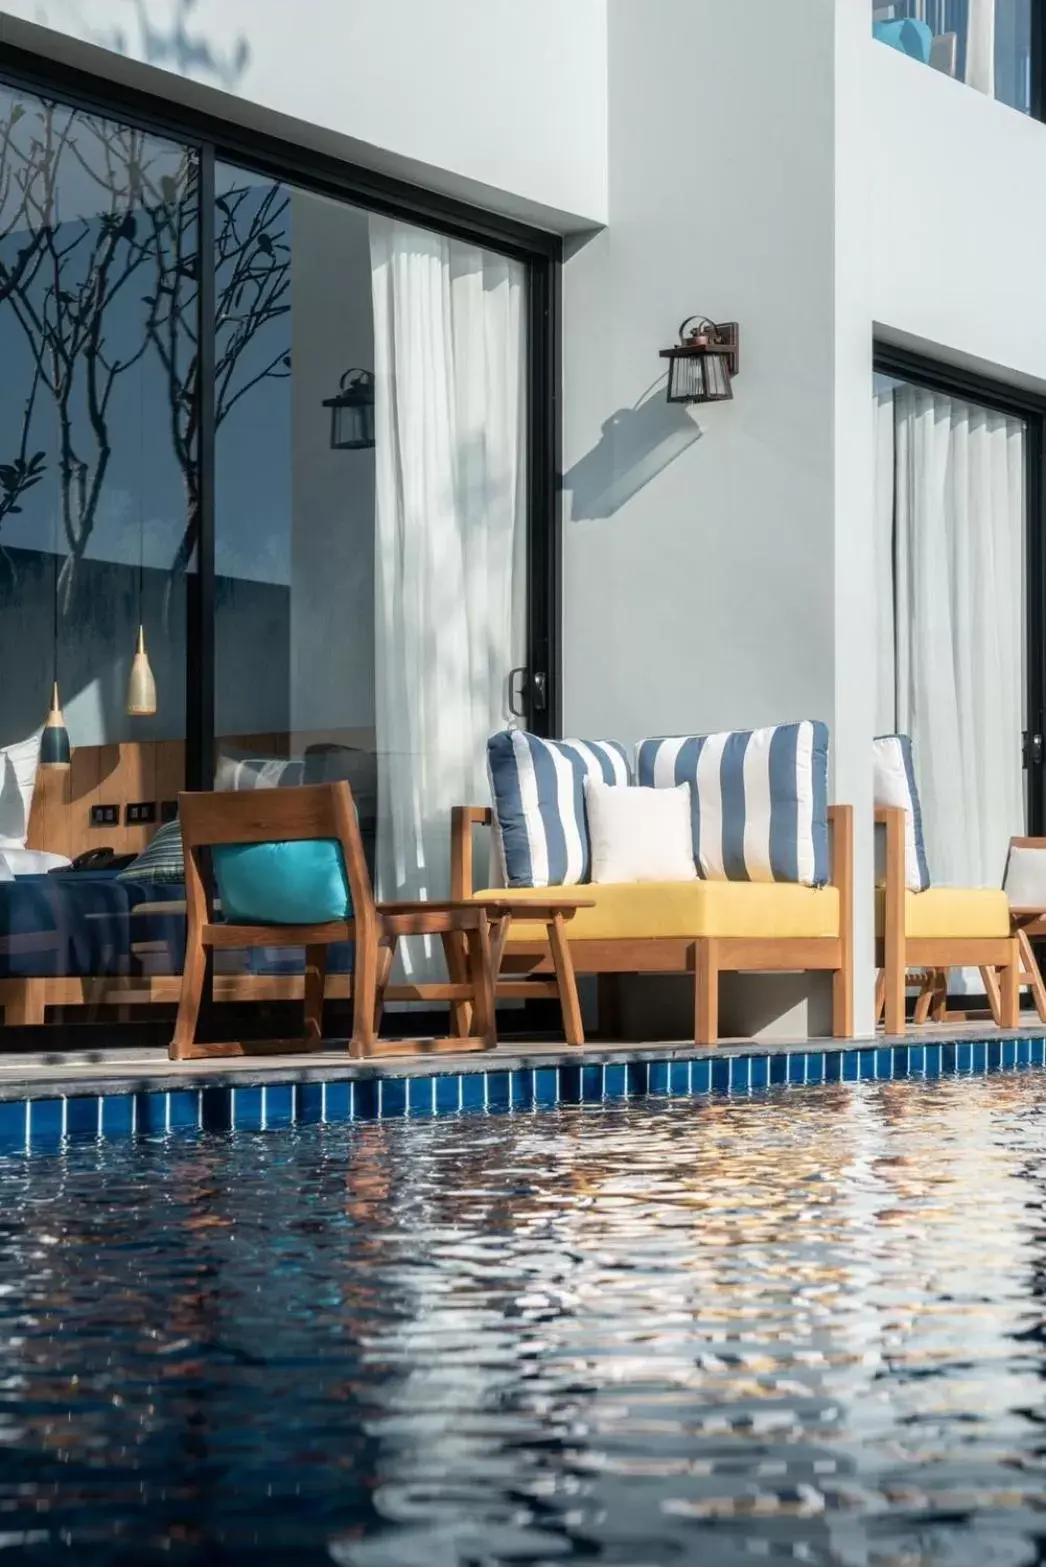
487 731 632 888
636 721 830 886
873 734 931 892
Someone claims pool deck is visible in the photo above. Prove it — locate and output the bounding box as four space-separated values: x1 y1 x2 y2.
1 1016 1044 1101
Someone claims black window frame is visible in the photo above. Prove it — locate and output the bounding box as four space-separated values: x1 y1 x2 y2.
874 340 1046 832
0 41 563 793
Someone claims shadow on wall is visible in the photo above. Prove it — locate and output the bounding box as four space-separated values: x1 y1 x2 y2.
37 0 251 91
563 389 702 522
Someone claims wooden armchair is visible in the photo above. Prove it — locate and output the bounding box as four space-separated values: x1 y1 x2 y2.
875 805 1019 1034
172 782 496 1061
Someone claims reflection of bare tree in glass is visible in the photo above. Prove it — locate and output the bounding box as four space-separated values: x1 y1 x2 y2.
144 177 291 578
0 97 186 601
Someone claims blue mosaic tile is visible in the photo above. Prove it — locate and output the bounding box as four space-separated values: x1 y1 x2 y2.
533 1068 559 1107
925 1043 943 1078
787 1053 806 1086
806 1052 826 1085
770 1053 789 1086
825 1050 842 1083
509 1070 533 1110
486 1072 511 1113
354 1078 381 1118
726 1056 748 1093
858 1050 877 1081
324 1082 352 1122
627 1062 649 1097
942 1042 957 1076
749 1055 769 1090
233 1087 264 1131
1033 1038 1046 1066
102 1095 134 1138
1017 1038 1032 1067
908 1044 925 1075
669 1061 690 1096
971 1041 987 1073
987 1038 1003 1071
378 1078 407 1118
264 1085 294 1127
875 1048 894 1079
577 1065 600 1101
604 1064 627 1099
296 1083 324 1125
168 1090 201 1131
842 1051 860 1082
954 1042 971 1074
711 1057 730 1095
648 1061 670 1096
691 1059 711 1095
133 1092 167 1136
1003 1039 1018 1070
461 1073 486 1112
434 1075 461 1115
890 1045 908 1077
559 1065 583 1104
0 1100 27 1154
200 1090 233 1128
64 1096 100 1141
29 1099 63 1149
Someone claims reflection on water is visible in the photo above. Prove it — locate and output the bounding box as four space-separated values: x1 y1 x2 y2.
0 1075 1045 1564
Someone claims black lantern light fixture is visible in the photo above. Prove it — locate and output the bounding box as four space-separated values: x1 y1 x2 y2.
323 368 375 450
661 317 740 404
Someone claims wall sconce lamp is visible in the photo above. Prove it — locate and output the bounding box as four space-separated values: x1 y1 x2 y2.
323 368 375 450
660 317 740 404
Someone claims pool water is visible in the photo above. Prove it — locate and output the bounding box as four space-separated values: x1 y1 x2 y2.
1 1073 1045 1565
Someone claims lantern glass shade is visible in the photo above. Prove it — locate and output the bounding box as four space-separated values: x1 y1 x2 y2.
661 320 739 405
323 369 375 450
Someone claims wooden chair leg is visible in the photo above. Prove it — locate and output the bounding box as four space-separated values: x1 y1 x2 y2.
874 970 886 1026
1018 929 1046 1023
171 934 207 1060
442 931 471 1038
547 911 584 1047
694 939 719 1047
464 919 496 1048
999 942 1020 1029
349 922 380 1058
883 949 906 1037
303 943 328 1044
980 965 1002 1027
375 937 397 1035
831 955 852 1040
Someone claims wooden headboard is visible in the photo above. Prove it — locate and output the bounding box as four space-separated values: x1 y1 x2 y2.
27 730 375 861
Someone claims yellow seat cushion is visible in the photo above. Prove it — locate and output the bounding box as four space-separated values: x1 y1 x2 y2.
874 887 1011 940
472 881 840 941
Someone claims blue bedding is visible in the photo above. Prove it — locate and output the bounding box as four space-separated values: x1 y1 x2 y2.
0 872 351 979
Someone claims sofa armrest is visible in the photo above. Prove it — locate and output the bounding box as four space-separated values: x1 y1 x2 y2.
451 806 493 899
875 806 907 976
827 804 853 956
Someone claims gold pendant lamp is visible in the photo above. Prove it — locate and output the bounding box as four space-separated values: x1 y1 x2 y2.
40 509 71 770
126 426 157 718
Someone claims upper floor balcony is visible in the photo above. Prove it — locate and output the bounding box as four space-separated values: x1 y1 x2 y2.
872 1 1034 115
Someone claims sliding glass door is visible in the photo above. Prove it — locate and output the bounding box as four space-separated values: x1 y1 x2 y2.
0 64 551 1034
874 368 1030 897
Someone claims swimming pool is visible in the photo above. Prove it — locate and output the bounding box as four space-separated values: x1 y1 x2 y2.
0 1072 1044 1565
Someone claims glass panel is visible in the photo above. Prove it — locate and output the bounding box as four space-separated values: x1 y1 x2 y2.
213 165 528 1002
873 372 1026 899
0 86 197 1024
871 1 1032 114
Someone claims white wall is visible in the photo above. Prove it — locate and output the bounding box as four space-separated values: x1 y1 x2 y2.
0 0 607 231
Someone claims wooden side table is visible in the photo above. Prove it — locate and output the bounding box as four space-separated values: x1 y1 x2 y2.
479 897 594 1047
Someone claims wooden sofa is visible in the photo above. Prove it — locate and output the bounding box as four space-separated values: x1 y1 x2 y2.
451 804 854 1046
874 805 1020 1033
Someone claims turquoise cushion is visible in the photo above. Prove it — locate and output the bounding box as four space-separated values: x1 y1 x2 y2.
873 18 933 63
212 839 352 925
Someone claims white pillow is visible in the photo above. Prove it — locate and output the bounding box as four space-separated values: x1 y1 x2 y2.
1 848 72 875
584 778 696 885
0 731 42 851
1004 845 1046 908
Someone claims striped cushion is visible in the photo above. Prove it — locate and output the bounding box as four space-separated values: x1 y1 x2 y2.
117 818 184 884
873 734 931 893
487 731 631 888
636 721 830 886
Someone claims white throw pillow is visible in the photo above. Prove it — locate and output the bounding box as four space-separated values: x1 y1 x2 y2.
1004 845 1046 909
584 778 696 885
0 731 42 851
0 848 72 876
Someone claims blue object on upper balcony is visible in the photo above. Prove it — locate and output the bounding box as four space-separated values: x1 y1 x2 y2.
873 18 933 64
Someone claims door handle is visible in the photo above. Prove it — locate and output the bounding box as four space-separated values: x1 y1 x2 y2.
1023 731 1043 768
507 668 548 720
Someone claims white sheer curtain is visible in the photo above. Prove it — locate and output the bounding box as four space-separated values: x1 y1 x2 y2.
369 216 526 978
875 381 1025 895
